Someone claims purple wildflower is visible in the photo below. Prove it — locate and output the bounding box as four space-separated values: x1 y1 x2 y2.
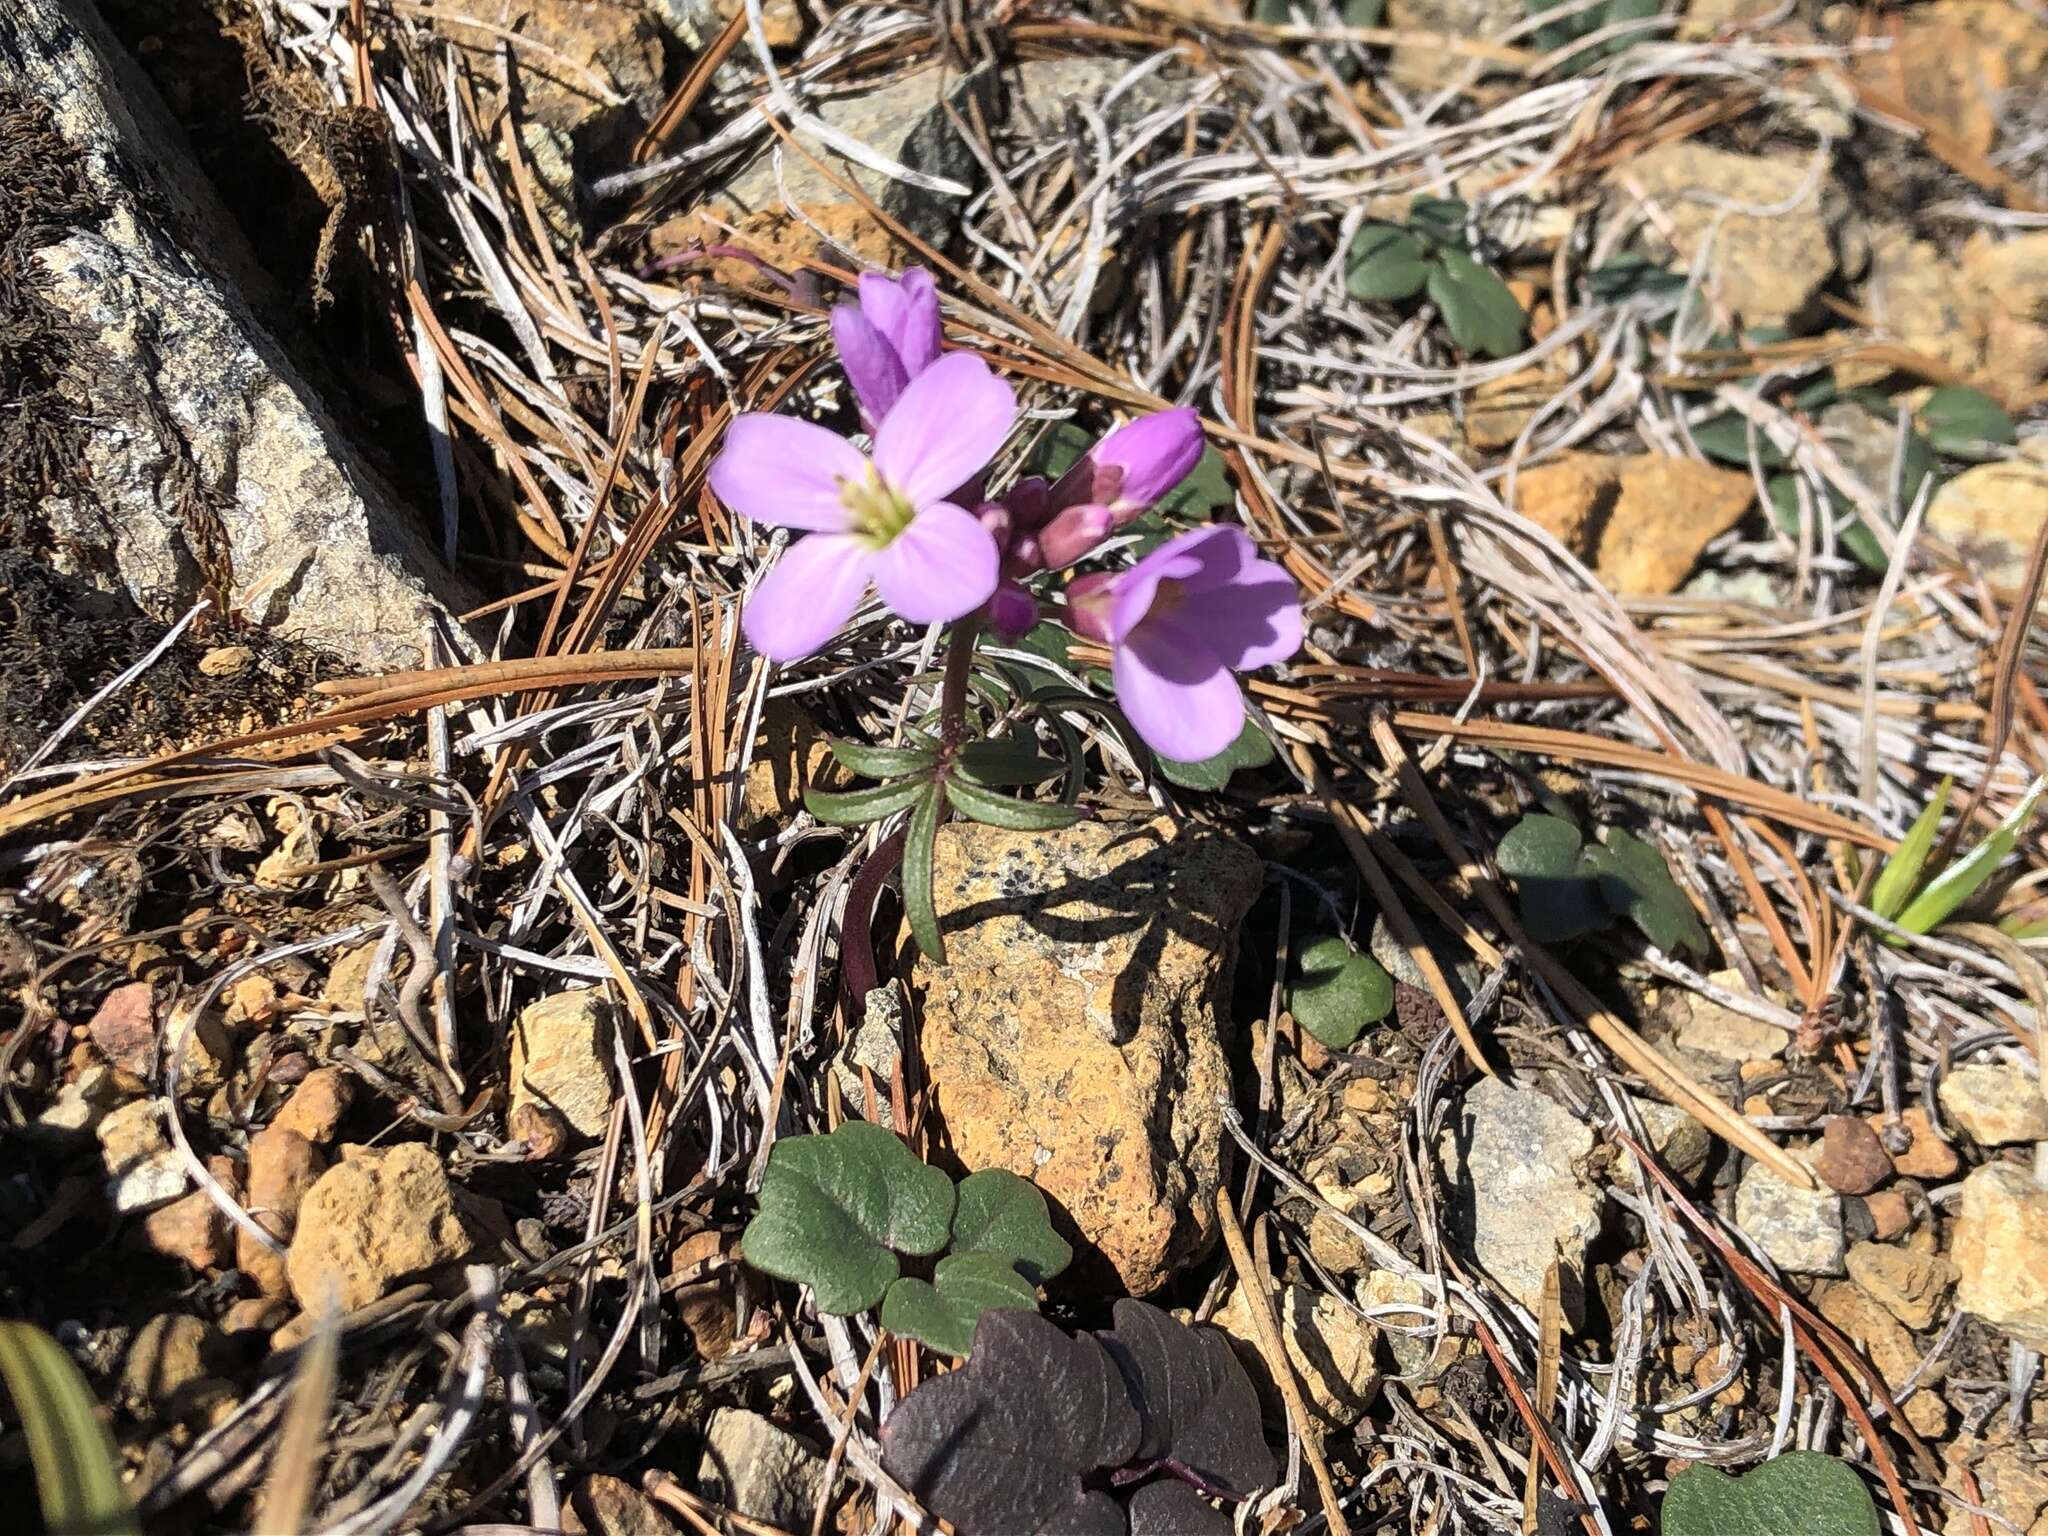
1050 408 1204 513
1066 525 1300 762
711 352 1015 661
831 267 943 429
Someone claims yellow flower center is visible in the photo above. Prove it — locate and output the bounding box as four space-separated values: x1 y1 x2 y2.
840 469 916 550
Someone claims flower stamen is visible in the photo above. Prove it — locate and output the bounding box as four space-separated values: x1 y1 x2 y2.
840 470 917 549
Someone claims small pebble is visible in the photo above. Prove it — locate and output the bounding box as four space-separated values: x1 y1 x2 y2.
1814 1114 1892 1195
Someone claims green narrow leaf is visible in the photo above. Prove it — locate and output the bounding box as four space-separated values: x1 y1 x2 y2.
1585 828 1709 957
881 1254 1040 1359
0 1321 140 1536
1765 476 1888 575
1895 775 2048 938
903 784 947 962
1587 254 1684 303
1691 413 1787 468
943 775 1088 832
1345 224 1430 303
956 740 1067 787
805 777 930 828
1662 1451 1880 1536
1155 718 1278 790
827 739 939 779
1869 776 1954 920
1919 385 2017 462
741 1123 957 1314
1288 935 1395 1049
1427 252 1527 360
947 1170 1073 1285
1344 0 1386 23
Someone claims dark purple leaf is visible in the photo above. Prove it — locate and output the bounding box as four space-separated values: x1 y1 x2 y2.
1126 1479 1234 1536
1098 1301 1276 1499
881 1310 1140 1536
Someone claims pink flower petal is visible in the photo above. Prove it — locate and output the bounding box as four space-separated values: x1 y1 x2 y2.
1113 621 1245 762
742 533 872 661
832 306 910 426
869 501 999 624
1193 562 1303 671
859 268 942 375
872 353 1016 510
710 415 867 532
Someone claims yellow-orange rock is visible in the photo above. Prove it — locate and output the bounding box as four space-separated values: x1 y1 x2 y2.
1598 456 1756 595
915 818 1261 1294
1511 452 1617 557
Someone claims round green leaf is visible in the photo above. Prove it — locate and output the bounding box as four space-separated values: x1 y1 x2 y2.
1918 385 2016 461
949 1170 1073 1285
742 1123 957 1314
1584 828 1708 957
1495 813 1582 878
1497 814 1608 943
1426 251 1527 359
1345 224 1430 303
882 1254 1041 1358
1156 718 1277 790
1662 1452 1880 1536
1289 935 1394 1049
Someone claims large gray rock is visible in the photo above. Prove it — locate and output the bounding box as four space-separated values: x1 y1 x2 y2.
1 0 466 670
1438 1076 1603 1316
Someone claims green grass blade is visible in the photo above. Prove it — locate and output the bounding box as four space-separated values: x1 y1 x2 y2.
1869 776 1952 920
0 1320 139 1536
1895 775 2047 938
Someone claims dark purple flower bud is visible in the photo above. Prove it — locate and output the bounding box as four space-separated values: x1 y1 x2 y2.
986 580 1039 639
1049 408 1204 524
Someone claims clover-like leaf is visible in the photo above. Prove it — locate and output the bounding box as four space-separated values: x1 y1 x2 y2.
1156 718 1277 790
882 1309 1142 1536
1427 251 1526 359
1662 1451 1880 1536
1098 1300 1276 1497
882 1254 1041 1358
1408 197 1471 250
1584 828 1709 957
1345 224 1430 303
1919 385 2016 462
805 777 930 828
1155 445 1235 523
949 1169 1073 1284
741 1123 956 1314
1496 813 1608 943
1288 935 1394 1049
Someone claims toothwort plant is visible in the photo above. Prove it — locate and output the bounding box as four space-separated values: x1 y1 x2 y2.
709 267 1303 960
